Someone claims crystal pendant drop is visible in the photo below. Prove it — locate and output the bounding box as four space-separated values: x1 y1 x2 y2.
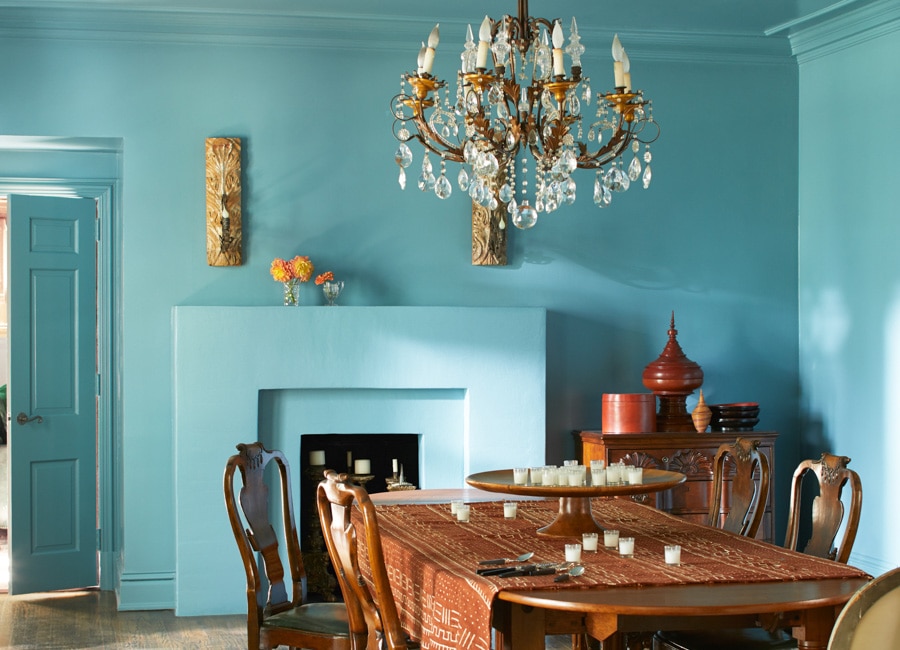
463 140 478 163
458 167 470 191
582 80 592 103
559 149 577 174
564 178 576 205
435 173 452 199
397 125 410 140
394 143 413 168
418 173 436 192
593 173 612 207
421 155 433 176
568 95 581 117
497 102 508 120
498 183 513 203
642 163 652 189
628 154 642 181
512 201 538 229
488 84 503 105
398 167 407 190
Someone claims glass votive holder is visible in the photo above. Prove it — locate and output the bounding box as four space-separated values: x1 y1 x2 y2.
606 464 621 484
627 467 643 485
542 466 559 486
590 459 606 471
665 544 682 565
582 532 599 551
450 500 462 515
530 467 544 485
604 529 620 548
591 467 607 486
567 467 583 486
513 467 529 485
504 502 518 519
563 459 578 466
565 543 582 563
456 504 471 522
618 537 635 558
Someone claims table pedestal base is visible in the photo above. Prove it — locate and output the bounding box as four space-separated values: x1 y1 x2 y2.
537 496 605 537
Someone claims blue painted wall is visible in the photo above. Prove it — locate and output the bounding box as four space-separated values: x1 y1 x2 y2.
0 18 808 607
797 15 900 575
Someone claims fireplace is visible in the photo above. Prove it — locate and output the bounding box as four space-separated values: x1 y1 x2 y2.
171 306 546 616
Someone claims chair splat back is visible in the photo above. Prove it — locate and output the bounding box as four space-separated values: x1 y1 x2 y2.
225 443 350 650
318 469 419 650
707 437 770 538
784 452 862 564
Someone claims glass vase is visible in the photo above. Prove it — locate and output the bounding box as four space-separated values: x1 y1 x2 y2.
322 280 344 306
283 281 300 306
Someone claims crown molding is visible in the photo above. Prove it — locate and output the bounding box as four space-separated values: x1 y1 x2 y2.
776 0 900 63
0 7 795 65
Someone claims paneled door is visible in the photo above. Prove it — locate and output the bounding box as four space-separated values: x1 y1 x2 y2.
7 194 98 594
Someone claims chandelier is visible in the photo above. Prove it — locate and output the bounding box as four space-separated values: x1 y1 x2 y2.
391 0 660 232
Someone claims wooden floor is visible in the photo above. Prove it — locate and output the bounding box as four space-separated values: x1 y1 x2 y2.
0 589 577 649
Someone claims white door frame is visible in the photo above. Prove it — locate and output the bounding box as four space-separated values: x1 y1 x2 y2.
0 152 122 592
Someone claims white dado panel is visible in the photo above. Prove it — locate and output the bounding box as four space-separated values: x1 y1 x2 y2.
172 306 546 616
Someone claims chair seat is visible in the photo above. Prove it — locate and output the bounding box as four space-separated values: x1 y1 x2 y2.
654 627 795 650
262 602 351 637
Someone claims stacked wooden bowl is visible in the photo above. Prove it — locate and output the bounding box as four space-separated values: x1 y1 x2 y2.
708 402 760 432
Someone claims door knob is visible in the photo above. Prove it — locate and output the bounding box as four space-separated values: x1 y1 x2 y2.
16 412 43 425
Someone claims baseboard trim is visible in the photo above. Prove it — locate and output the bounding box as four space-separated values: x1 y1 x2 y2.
117 571 175 611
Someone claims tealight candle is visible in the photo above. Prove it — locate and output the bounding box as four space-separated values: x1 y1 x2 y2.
565 543 582 563
604 529 620 548
504 502 517 519
450 500 463 515
591 468 607 486
513 467 529 485
309 450 326 466
618 537 635 558
627 467 643 485
665 544 682 565
456 504 471 522
582 532 599 551
530 467 544 485
354 459 371 475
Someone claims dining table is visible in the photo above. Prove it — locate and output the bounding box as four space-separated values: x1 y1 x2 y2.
362 489 870 650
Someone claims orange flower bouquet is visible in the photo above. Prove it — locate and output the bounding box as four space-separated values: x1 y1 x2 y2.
271 255 314 306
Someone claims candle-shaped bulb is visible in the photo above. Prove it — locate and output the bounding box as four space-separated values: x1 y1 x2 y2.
551 20 565 77
611 34 626 88
622 49 631 92
417 41 427 75
422 24 439 75
476 15 492 69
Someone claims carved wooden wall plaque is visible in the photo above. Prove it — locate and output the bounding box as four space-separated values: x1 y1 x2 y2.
471 202 507 266
205 137 242 266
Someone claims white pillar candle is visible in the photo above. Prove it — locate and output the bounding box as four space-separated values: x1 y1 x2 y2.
504 502 517 519
392 458 398 473
582 533 599 551
513 467 528 485
565 543 582 563
604 529 620 548
309 450 325 466
354 459 371 475
618 537 635 558
665 544 682 565
456 504 471 522
591 468 607 486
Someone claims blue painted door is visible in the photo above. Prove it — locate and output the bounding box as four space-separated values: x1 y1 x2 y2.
8 195 98 594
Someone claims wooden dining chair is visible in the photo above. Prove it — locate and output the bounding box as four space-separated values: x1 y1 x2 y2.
317 469 420 650
707 437 770 538
654 452 864 650
224 442 352 650
828 566 900 649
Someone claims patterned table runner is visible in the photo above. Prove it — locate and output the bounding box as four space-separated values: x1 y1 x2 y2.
354 498 868 650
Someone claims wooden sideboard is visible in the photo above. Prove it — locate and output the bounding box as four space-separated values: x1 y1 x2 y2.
574 430 778 543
